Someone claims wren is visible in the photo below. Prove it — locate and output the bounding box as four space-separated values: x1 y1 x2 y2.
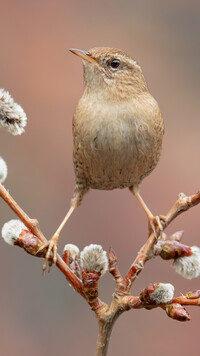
42 47 164 271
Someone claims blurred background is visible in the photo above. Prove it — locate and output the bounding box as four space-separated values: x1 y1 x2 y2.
0 0 200 355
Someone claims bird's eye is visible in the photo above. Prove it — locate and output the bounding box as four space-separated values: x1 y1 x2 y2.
110 59 120 69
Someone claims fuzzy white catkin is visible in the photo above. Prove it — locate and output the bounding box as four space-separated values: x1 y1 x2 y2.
150 283 174 304
80 244 108 276
0 89 27 135
0 157 7 183
173 246 200 279
63 243 80 259
1 219 27 245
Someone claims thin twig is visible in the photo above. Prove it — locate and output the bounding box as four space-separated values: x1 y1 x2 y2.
108 247 123 284
1 182 200 356
164 191 200 227
172 296 200 306
122 232 156 289
123 191 200 290
0 183 84 296
122 295 200 310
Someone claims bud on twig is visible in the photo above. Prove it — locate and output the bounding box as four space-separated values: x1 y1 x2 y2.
0 89 27 135
173 246 200 279
108 247 122 283
1 219 44 256
165 303 190 321
82 268 101 301
80 244 108 302
17 229 44 256
140 283 174 305
157 241 192 260
168 230 184 242
80 244 108 276
185 290 200 299
1 219 27 245
0 157 7 183
62 244 81 279
63 244 80 260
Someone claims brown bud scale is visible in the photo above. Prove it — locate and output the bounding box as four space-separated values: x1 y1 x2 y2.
165 303 190 322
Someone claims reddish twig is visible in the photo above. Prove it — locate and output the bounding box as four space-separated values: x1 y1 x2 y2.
1 182 200 356
123 295 200 309
108 247 122 284
0 183 84 296
164 191 200 226
172 296 200 306
122 191 200 290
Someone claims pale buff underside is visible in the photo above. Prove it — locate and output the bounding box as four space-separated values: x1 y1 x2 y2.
72 93 164 192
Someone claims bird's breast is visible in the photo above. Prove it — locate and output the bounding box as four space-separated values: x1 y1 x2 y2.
72 95 164 190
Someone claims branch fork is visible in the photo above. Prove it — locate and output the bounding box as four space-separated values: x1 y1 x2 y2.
1 182 200 356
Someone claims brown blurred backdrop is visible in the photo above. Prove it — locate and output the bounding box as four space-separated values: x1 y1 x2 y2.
0 1 200 355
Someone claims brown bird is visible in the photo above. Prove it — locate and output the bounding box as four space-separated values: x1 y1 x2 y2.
43 47 164 270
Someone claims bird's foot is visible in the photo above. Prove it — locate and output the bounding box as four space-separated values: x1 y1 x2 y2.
148 215 166 239
38 234 59 274
133 192 166 238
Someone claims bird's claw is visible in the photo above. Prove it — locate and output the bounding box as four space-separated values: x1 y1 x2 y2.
38 235 58 274
149 215 166 239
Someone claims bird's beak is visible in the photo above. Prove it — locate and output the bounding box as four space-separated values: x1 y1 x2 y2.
69 48 97 64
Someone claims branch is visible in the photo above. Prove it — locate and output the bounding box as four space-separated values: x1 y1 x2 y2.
0 182 84 296
1 181 200 356
96 315 118 356
108 247 123 284
124 295 200 309
164 191 200 227
172 296 200 306
123 191 200 289
122 232 156 289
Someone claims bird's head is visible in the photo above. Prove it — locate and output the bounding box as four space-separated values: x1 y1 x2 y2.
69 47 148 100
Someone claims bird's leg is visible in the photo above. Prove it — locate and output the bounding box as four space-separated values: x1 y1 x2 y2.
41 205 76 273
40 186 87 273
130 188 165 237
